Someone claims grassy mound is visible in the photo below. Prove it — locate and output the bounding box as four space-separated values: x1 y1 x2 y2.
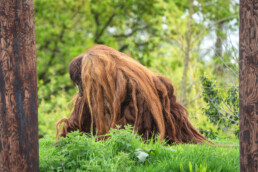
39 126 239 172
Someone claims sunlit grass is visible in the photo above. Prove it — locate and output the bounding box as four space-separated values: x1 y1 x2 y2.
39 126 239 172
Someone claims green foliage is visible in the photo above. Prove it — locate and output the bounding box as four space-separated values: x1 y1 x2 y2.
35 0 169 137
198 0 238 22
201 76 239 137
39 126 239 171
38 91 75 138
35 0 239 140
198 127 218 140
35 2 240 170
35 0 166 99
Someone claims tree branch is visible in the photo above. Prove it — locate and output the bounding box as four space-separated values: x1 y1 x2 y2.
112 24 149 38
94 13 116 43
39 24 66 81
119 44 129 52
135 40 150 46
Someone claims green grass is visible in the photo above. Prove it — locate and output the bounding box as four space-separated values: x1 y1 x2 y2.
39 126 239 172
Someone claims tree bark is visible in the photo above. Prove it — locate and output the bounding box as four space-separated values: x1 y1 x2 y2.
214 21 224 75
239 1 258 172
215 22 223 59
0 0 38 171
180 0 193 105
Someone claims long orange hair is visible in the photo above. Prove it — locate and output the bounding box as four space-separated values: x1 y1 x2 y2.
56 45 210 144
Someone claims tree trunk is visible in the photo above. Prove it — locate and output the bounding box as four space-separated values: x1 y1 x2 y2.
214 21 224 74
215 22 223 58
180 0 193 105
239 1 258 172
0 0 38 171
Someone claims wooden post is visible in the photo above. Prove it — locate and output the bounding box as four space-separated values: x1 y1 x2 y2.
0 0 38 171
239 1 258 171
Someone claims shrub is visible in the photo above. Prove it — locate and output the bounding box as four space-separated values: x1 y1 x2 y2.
201 76 239 137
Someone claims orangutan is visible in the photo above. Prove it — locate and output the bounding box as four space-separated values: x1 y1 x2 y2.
56 45 210 144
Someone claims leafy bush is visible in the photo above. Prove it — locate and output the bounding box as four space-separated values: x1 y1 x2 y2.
201 76 239 137
40 126 239 172
198 127 218 140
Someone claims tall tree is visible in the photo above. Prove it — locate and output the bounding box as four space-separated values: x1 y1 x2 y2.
163 0 207 105
239 1 258 171
0 0 38 171
180 0 193 105
199 0 238 74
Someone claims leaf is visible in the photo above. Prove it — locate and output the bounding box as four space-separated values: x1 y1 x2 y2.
180 162 185 172
135 148 149 163
189 162 193 172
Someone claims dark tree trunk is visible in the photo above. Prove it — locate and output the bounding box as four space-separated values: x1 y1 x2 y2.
239 1 258 172
0 0 38 171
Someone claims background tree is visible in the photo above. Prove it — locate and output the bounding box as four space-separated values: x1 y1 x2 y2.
198 0 239 75
35 0 240 139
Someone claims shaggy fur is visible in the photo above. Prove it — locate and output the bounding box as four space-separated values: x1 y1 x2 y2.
56 45 209 144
